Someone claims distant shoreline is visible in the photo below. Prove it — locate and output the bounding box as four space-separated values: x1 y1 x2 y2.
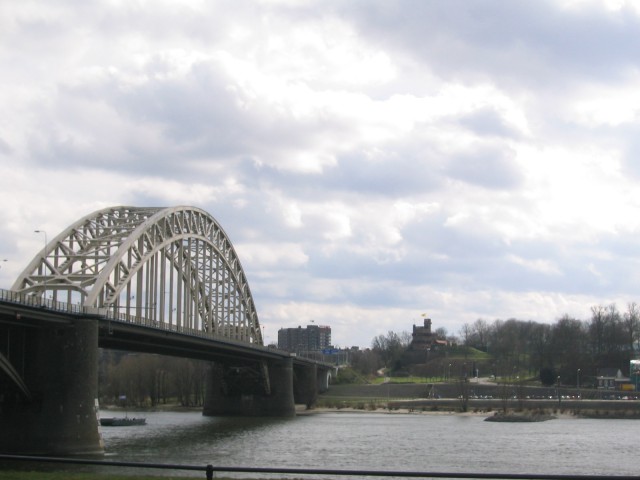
100 400 640 420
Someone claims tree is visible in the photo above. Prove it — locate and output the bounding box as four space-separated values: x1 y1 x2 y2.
459 323 473 346
99 350 209 407
589 304 627 369
435 327 448 339
350 349 382 376
472 319 490 352
528 321 551 374
371 330 409 371
623 302 640 355
539 367 557 386
589 305 607 360
550 315 588 383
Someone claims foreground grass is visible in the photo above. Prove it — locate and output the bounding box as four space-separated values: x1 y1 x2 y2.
0 472 252 480
0 472 201 480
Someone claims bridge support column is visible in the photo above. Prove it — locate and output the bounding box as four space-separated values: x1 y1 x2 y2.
0 318 103 455
317 366 331 393
203 358 295 417
293 363 318 408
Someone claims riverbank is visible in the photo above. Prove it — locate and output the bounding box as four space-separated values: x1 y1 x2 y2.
318 382 640 418
101 398 640 421
303 405 584 421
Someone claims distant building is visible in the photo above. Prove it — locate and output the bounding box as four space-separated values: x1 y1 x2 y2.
278 324 331 354
409 318 447 351
596 368 629 390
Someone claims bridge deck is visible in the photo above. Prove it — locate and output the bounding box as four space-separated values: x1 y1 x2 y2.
0 288 328 367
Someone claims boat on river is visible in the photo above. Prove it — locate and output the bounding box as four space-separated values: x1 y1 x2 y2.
100 416 146 426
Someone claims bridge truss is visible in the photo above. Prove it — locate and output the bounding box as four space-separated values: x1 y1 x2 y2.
11 206 262 344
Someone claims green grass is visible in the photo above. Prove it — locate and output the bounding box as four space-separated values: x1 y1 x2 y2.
369 376 436 385
315 396 391 410
444 346 492 360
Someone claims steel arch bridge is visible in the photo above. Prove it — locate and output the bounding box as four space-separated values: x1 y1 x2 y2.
11 206 263 345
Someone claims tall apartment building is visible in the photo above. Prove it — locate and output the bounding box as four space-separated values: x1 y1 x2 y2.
277 324 332 353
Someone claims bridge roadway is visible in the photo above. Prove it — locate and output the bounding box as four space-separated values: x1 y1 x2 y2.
0 289 332 456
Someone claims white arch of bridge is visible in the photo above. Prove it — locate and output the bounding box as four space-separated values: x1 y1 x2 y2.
12 206 262 344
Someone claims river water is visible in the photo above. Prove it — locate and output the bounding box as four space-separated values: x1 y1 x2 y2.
83 410 639 478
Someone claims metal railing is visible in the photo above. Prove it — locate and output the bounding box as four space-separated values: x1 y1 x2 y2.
0 288 84 314
0 454 637 480
0 288 256 346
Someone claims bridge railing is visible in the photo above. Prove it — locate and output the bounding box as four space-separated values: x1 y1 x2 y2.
0 288 84 314
0 288 268 350
0 288 219 337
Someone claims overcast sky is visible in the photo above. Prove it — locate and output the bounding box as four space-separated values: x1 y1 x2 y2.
2 0 640 348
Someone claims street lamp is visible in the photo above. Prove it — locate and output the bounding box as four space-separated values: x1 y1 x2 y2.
557 376 561 404
577 369 581 399
34 230 47 299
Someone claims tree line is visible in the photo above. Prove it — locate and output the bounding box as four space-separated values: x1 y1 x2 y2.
100 302 640 398
348 303 640 386
98 350 208 407
461 303 640 384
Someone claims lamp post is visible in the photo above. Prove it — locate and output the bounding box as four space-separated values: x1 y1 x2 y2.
557 376 561 404
577 369 581 399
34 230 47 300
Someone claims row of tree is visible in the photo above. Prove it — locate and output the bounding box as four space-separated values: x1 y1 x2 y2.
99 350 208 407
460 303 640 383
349 303 640 386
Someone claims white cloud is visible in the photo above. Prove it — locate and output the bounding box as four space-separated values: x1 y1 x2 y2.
506 254 562 276
3 0 640 348
571 78 640 127
235 242 309 270
559 0 640 14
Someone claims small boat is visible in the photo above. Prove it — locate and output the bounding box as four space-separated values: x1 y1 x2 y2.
100 417 146 426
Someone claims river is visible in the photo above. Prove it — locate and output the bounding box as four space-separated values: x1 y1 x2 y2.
75 410 639 478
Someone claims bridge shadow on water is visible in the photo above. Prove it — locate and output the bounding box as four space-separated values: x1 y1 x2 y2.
100 411 294 460
3 412 297 478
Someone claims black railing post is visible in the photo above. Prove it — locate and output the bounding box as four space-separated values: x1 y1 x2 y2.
206 464 214 480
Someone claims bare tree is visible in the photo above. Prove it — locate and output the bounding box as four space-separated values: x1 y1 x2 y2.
371 330 408 369
623 302 640 355
459 323 473 346
472 318 490 351
435 327 448 339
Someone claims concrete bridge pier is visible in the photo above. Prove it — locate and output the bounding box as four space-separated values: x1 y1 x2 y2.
293 363 318 408
317 366 332 393
0 318 104 455
203 357 295 416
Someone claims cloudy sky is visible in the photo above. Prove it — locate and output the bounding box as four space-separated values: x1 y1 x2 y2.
2 0 640 348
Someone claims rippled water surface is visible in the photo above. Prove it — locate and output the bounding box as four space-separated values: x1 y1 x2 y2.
95 410 638 477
